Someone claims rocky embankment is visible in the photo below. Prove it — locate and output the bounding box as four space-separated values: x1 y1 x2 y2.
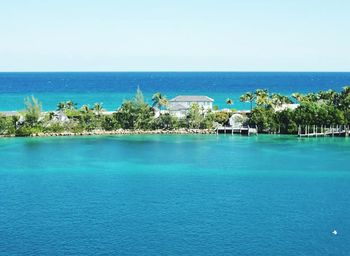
1 129 215 138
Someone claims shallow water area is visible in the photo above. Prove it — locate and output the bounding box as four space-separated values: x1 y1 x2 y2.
0 135 349 255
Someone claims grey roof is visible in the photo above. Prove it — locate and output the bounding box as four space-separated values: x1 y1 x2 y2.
168 103 188 111
169 95 214 102
53 110 68 117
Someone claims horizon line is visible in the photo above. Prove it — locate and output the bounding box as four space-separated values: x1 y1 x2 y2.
1 70 350 73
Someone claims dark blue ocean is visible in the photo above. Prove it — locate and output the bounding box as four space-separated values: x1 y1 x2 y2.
1 72 350 111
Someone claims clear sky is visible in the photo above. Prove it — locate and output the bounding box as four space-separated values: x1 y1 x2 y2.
1 0 350 71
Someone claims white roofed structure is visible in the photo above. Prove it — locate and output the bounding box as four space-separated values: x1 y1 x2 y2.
168 95 214 118
169 95 214 103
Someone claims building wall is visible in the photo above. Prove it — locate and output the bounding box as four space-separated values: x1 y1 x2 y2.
169 101 212 110
169 110 187 118
168 100 213 118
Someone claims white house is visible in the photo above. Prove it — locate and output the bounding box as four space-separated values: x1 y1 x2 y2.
168 95 214 118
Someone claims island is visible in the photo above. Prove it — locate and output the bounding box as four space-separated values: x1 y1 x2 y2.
1 87 350 137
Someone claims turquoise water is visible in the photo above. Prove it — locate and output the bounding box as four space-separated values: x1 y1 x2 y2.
0 135 349 255
1 72 350 111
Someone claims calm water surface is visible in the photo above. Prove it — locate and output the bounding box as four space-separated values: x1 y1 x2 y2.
0 135 349 255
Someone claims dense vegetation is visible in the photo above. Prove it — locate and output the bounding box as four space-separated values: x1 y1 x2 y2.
0 88 221 136
243 87 350 133
1 87 350 136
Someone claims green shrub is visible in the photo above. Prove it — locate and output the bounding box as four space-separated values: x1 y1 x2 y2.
0 116 17 135
44 123 65 133
249 107 277 133
154 113 178 130
69 123 85 134
275 109 297 134
23 96 42 126
15 125 43 136
213 111 231 125
101 115 120 131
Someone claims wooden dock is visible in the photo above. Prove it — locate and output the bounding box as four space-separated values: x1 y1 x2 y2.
298 125 350 137
216 125 258 136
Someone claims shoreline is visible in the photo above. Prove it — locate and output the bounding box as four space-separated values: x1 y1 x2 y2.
0 129 215 138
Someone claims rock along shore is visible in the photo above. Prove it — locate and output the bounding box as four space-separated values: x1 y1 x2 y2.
1 129 216 138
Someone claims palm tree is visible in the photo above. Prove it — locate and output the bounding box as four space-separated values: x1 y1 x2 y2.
57 102 66 111
305 93 319 103
270 93 292 108
239 92 255 111
342 86 350 95
226 98 233 106
152 92 168 110
318 89 337 105
94 103 104 115
80 104 90 113
255 89 269 106
339 86 350 110
291 92 305 103
66 100 77 110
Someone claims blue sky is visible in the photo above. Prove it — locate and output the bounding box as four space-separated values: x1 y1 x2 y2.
1 0 349 71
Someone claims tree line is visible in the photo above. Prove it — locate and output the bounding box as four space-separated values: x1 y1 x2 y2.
243 87 350 133
0 88 224 136
1 86 350 136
